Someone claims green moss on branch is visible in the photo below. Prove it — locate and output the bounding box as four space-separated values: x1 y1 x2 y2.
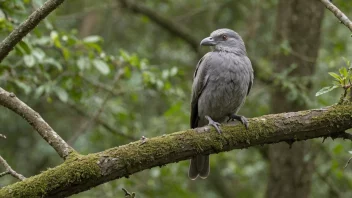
1 105 352 197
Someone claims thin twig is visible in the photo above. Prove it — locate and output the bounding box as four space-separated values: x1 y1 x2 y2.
67 102 135 140
334 132 352 141
344 157 352 169
68 70 125 144
0 171 9 178
80 74 125 97
117 0 199 52
0 156 25 181
320 0 352 32
0 87 74 159
122 188 136 198
316 170 342 197
0 0 66 62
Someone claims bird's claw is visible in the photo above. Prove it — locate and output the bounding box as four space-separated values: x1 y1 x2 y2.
205 115 222 134
228 114 248 129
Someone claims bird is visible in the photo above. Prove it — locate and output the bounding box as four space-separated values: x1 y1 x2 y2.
188 28 253 180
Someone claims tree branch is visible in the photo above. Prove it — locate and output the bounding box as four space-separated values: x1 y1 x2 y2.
0 87 74 159
0 156 26 181
117 0 199 52
0 0 66 63
80 74 125 97
320 0 352 32
0 105 352 197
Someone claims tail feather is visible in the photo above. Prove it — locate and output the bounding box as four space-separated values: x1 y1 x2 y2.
188 155 210 180
188 157 199 180
198 155 210 179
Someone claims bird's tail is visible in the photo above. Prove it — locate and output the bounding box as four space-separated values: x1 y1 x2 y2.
188 155 210 180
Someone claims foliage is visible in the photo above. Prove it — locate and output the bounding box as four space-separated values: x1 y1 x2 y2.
316 58 352 98
1 0 352 197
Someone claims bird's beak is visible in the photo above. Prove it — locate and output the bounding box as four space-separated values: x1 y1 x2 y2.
200 37 216 46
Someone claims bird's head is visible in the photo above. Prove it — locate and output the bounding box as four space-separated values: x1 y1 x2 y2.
200 28 246 54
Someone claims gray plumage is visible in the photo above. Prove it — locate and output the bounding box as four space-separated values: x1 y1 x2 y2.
189 29 253 180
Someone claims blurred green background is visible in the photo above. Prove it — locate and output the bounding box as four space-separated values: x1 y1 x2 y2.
1 0 352 197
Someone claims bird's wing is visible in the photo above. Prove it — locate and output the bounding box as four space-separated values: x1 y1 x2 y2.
246 57 254 96
190 53 210 129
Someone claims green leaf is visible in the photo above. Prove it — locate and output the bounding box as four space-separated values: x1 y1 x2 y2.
18 41 31 54
14 80 31 94
62 48 71 60
83 35 102 43
315 85 339 96
23 55 35 67
339 67 348 77
32 48 45 62
85 43 102 53
279 40 292 55
328 72 341 81
44 58 62 71
34 85 45 98
124 66 131 78
170 67 178 76
93 59 110 75
50 31 62 48
342 57 351 67
55 87 68 103
77 57 89 71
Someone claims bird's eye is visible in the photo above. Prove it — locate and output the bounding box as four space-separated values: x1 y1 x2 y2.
222 35 228 40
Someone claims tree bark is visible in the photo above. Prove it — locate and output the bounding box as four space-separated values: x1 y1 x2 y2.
266 1 325 198
0 0 66 63
1 105 352 197
79 10 99 38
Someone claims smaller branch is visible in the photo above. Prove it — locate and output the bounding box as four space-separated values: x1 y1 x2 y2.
1 10 20 25
344 157 352 169
117 0 199 52
330 132 352 141
0 87 74 159
122 188 136 198
67 102 135 140
0 156 25 181
0 171 9 177
80 74 125 97
316 170 342 197
0 134 6 139
0 0 66 63
320 0 352 32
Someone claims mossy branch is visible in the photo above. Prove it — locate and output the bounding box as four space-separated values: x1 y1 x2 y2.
1 105 352 197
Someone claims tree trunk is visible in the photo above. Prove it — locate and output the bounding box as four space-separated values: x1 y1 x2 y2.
266 1 325 198
79 10 99 38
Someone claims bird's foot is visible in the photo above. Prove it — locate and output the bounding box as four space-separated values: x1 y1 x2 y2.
205 115 222 134
227 114 248 129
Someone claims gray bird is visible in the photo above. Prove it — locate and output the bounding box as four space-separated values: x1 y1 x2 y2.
189 28 253 180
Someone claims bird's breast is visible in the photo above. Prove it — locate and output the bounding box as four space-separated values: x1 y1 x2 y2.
197 55 250 125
